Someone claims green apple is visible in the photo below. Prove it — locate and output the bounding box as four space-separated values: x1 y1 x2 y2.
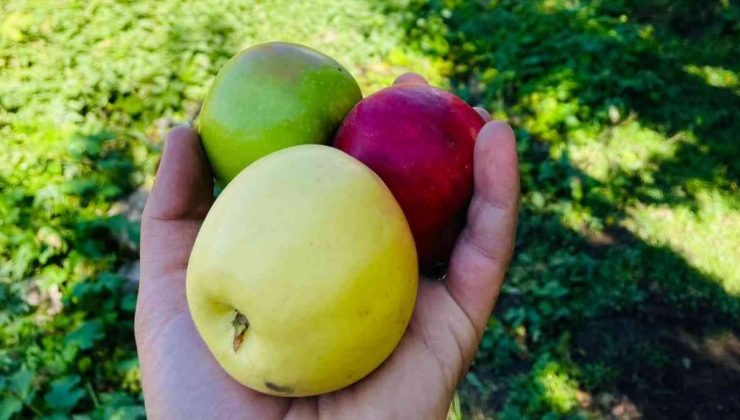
198 42 362 184
186 145 418 396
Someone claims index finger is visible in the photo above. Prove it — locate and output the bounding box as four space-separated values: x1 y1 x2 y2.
445 121 519 336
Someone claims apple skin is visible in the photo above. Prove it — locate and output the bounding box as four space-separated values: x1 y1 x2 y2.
334 84 485 274
186 145 418 397
198 42 362 184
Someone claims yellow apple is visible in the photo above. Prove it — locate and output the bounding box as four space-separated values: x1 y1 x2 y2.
186 145 418 396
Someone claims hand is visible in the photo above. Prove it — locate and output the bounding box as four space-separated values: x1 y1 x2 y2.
135 73 519 420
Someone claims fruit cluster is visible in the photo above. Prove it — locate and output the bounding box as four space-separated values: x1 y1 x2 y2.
187 42 485 397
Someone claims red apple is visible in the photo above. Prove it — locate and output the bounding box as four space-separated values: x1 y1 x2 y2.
334 84 485 274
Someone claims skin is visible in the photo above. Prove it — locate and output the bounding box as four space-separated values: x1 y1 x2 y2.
135 73 519 420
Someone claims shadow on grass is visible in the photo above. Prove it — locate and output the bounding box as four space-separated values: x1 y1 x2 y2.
376 0 740 417
0 127 147 416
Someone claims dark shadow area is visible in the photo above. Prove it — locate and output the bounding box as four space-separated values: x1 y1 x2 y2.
377 0 740 417
599 0 740 56
59 131 143 414
574 316 740 418
67 131 142 259
0 129 144 417
592 0 739 213
461 181 740 417
384 0 739 206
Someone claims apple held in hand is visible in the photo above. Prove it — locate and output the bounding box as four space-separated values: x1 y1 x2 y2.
186 145 418 397
334 83 485 274
198 42 362 184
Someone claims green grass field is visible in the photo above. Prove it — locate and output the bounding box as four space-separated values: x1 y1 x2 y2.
1 0 738 418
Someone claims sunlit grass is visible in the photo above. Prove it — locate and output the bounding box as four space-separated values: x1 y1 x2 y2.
571 121 680 183
0 1 437 417
536 360 580 414
625 194 740 295
569 121 740 295
2 0 738 417
684 65 739 91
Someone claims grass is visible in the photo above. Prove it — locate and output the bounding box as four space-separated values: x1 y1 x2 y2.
387 0 739 417
1 0 738 418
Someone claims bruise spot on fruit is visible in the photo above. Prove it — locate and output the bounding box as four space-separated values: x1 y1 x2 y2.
265 381 293 394
232 311 249 352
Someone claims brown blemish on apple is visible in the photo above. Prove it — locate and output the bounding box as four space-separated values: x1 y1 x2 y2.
265 381 294 394
232 311 249 352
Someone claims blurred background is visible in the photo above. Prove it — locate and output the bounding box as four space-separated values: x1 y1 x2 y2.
1 0 738 418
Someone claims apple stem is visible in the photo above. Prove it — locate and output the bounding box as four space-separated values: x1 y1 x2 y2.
232 310 249 352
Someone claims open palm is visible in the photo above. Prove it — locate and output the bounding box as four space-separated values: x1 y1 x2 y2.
135 74 519 420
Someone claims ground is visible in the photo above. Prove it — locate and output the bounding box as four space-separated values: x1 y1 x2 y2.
1 0 738 418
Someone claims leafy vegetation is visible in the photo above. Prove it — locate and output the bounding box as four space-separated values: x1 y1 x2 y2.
1 0 738 418
384 0 739 417
0 1 433 417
